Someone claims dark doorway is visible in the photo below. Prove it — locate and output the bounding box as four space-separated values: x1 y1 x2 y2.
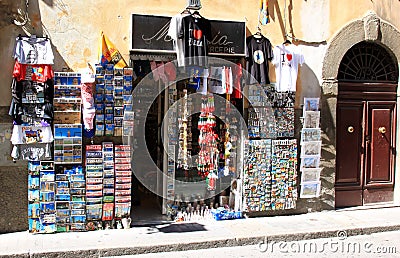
335 41 398 207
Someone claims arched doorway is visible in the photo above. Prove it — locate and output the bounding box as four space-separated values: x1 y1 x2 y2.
335 41 398 207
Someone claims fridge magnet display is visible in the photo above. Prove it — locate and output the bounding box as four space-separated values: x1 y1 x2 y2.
301 128 321 142
300 141 322 157
301 168 322 183
274 107 295 138
300 181 321 198
303 111 320 128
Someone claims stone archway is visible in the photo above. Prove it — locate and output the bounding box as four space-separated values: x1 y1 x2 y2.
320 11 400 206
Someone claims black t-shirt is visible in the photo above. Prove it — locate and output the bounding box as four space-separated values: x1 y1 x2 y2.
179 14 211 67
245 35 273 84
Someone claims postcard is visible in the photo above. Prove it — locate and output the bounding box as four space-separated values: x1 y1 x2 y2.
28 189 40 202
56 209 70 217
29 218 41 233
70 215 86 224
40 161 54 171
86 197 102 205
28 203 40 218
301 141 322 157
28 175 40 190
102 203 114 221
71 195 85 202
301 128 321 142
70 201 85 210
86 204 102 220
40 202 55 214
56 194 70 202
303 98 320 112
301 168 322 183
304 111 320 128
70 188 86 195
56 201 70 210
28 161 40 175
40 191 55 202
300 155 320 170
115 203 131 218
41 181 56 192
40 170 55 182
40 213 56 224
56 181 69 188
300 181 321 198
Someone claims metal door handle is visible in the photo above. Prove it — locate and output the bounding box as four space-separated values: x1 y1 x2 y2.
348 126 354 133
378 127 386 134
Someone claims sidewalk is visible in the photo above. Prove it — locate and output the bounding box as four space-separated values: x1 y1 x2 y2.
1 206 400 258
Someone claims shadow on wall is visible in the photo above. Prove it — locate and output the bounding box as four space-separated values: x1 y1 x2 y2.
0 0 70 233
14 0 69 70
296 63 335 212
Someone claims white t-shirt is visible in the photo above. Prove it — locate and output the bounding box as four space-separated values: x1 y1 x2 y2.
272 44 304 92
13 37 54 64
11 125 54 145
168 13 190 67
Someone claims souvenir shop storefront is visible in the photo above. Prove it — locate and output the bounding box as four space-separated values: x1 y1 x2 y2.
17 1 325 234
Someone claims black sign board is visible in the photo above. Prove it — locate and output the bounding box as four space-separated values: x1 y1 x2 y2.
131 14 246 56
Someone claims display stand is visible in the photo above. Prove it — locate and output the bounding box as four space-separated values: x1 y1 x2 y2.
300 98 322 198
243 85 298 212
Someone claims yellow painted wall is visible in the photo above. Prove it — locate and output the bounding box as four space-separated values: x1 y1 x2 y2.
0 0 399 106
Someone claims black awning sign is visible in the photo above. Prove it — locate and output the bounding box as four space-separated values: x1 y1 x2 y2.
132 14 245 56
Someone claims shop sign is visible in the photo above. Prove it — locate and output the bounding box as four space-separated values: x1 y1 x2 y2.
131 14 246 56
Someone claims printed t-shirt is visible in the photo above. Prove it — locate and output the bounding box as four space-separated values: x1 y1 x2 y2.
11 125 54 145
271 44 305 92
168 13 191 67
179 14 211 67
13 37 54 64
245 35 273 85
13 61 54 82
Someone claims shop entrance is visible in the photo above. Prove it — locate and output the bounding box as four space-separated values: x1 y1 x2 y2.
335 41 398 207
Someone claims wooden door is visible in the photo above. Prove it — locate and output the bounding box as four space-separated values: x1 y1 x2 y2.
335 101 365 207
335 100 396 207
363 102 396 204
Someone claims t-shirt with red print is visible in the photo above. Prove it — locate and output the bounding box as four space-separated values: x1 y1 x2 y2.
179 14 211 67
272 44 304 92
13 61 54 82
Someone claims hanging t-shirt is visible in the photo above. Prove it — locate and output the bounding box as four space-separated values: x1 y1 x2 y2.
245 35 273 85
13 61 54 82
11 143 52 161
11 125 54 145
13 36 54 64
179 14 211 67
168 13 191 67
271 44 305 92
